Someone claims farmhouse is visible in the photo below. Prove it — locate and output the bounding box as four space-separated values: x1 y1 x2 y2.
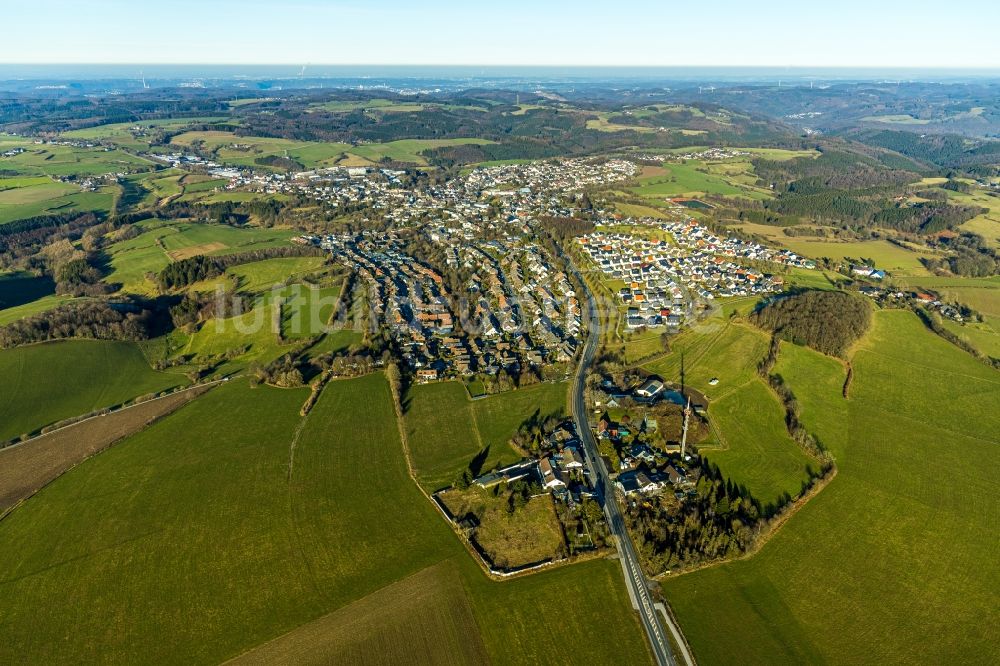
635 377 665 398
473 461 538 489
539 457 567 489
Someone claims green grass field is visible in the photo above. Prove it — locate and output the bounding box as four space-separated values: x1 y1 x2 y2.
169 131 351 169
0 373 651 664
180 301 286 362
0 294 80 326
779 238 936 276
644 319 769 400
703 379 815 507
0 340 185 441
167 132 490 168
62 118 229 148
662 310 1000 664
643 317 815 505
404 380 569 491
277 284 341 338
943 187 1000 248
630 162 748 199
732 222 945 278
907 275 1000 317
228 256 328 293
0 142 153 177
106 221 297 293
941 315 1000 358
0 175 117 225
346 138 494 165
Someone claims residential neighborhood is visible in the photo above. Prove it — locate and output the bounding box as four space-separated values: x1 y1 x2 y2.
578 217 812 330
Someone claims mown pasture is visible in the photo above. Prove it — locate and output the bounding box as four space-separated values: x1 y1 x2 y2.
177 300 285 362
630 162 749 199
644 318 813 505
0 142 153 177
168 131 493 168
0 385 208 515
106 221 297 293
228 560 489 666
62 117 230 148
663 310 1000 665
168 130 351 169
0 175 117 225
404 380 569 492
0 339 185 442
702 380 816 506
779 238 936 276
0 373 651 664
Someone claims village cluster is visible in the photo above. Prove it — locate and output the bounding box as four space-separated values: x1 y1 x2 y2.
633 147 750 162
471 421 591 500
306 227 583 381
579 218 813 330
286 160 645 381
858 284 968 322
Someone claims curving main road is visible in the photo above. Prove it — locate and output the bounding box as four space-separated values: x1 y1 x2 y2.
570 272 681 666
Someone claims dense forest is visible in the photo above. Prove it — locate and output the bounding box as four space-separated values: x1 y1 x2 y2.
626 462 760 574
751 289 871 358
0 300 160 348
749 147 987 233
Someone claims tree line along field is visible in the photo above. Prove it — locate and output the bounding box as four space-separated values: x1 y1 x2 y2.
0 175 117 225
0 373 651 665
0 339 186 442
661 309 1000 665
0 384 209 516
624 148 818 203
0 141 153 177
106 220 298 293
167 130 494 168
403 380 569 492
643 317 815 507
0 271 55 310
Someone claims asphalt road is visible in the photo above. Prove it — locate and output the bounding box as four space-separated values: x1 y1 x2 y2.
571 279 679 666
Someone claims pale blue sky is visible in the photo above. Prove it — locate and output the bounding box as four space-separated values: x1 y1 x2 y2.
3 0 998 67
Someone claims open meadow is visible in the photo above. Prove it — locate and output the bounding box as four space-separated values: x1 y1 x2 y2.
168 131 493 168
644 318 814 506
629 162 750 199
404 380 569 492
0 141 153 177
0 373 651 665
63 117 230 148
0 385 208 515
662 309 1000 664
778 238 936 276
0 339 185 442
0 174 116 225
106 221 297 293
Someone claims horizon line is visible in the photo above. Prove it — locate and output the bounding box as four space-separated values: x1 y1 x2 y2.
2 63 1000 71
